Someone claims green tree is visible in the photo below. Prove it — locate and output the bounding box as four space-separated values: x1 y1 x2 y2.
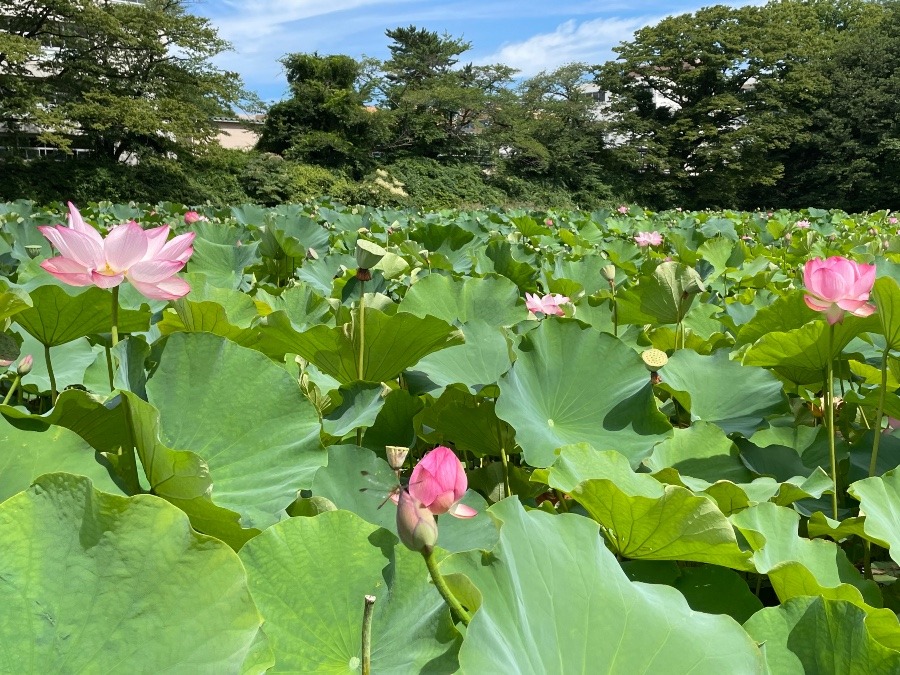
256 53 388 175
1 0 255 160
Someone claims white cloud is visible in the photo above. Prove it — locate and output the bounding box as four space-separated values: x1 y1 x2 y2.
478 16 651 77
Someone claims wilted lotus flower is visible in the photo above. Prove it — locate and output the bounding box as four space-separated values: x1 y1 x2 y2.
803 256 876 324
408 446 477 518
525 292 570 317
183 211 205 224
634 231 663 247
795 219 811 229
396 489 438 552
38 202 195 301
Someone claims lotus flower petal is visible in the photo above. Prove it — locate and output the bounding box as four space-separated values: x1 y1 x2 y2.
104 222 149 271
129 275 191 301
156 231 196 264
40 256 94 286
128 259 186 284
38 226 104 269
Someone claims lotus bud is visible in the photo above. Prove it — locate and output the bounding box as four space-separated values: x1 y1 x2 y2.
184 211 203 224
306 247 318 260
16 354 33 376
25 245 42 259
601 264 616 283
868 228 877 237
386 446 409 472
396 489 438 553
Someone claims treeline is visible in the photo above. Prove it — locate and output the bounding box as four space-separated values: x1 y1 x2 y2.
2 0 899 211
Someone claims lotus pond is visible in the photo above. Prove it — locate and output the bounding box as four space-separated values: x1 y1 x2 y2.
1 200 900 673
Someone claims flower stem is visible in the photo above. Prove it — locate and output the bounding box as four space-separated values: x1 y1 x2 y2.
111 285 120 347
357 282 366 380
826 323 839 520
361 594 375 675
500 445 511 499
1 375 21 406
422 547 471 626
869 347 889 478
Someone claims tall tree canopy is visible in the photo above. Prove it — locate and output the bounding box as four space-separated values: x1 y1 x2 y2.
0 0 255 160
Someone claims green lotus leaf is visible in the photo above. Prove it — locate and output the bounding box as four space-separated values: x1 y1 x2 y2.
145 333 325 531
616 261 705 326
873 276 900 352
287 308 464 384
496 319 672 467
443 498 764 673
744 596 900 674
14 332 98 394
254 283 332 328
645 422 756 484
322 382 386 438
419 386 516 458
360 388 424 453
849 469 900 565
742 315 879 385
0 279 31 324
546 445 753 569
239 509 461 673
659 350 788 435
0 474 262 671
398 274 526 326
188 237 260 290
411 320 512 394
311 445 498 553
731 502 882 609
807 512 877 544
13 284 150 347
483 240 539 290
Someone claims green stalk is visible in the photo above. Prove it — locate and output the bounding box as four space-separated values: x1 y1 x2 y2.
869 347 889 478
499 445 512 499
1 374 21 406
111 285 120 347
422 547 471 626
45 343 57 406
361 595 375 675
826 323 839 520
356 280 366 447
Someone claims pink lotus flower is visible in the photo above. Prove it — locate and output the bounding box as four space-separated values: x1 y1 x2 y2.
634 231 663 247
407 446 477 519
525 292 570 317
803 256 876 325
396 488 439 552
890 217 898 225
184 211 205 224
545 218 554 227
617 205 630 214
39 202 195 301
795 220 811 229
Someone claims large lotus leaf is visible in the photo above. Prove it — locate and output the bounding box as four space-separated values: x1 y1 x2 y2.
483 240 539 290
743 315 879 385
0 410 123 502
545 445 753 569
157 299 258 346
146 333 324 530
286 308 464 384
0 474 262 672
188 237 260 289
616 261 705 325
419 386 516 458
13 284 150 346
361 388 424 453
744 596 900 674
496 319 672 467
15 332 98 394
398 274 525 326
659 350 787 435
322 382 386 438
736 293 817 346
849 469 900 565
311 445 498 553
443 498 764 673
239 509 461 673
645 422 756 484
731 502 882 608
254 284 332 329
0 279 31 323
410 320 512 394
873 276 900 352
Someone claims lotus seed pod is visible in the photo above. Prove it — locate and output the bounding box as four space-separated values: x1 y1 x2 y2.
386 446 409 471
601 265 616 283
642 349 668 372
355 239 386 269
24 245 42 259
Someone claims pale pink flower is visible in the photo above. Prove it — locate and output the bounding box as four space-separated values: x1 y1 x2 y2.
634 231 663 247
545 218 554 227
396 488 438 552
889 217 898 225
617 205 630 214
407 446 477 519
803 256 876 325
39 202 195 301
525 292 570 317
16 355 32 376
184 211 205 224
795 220 811 229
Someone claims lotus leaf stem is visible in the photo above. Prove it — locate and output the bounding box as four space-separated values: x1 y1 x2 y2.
500 445 511 499
1 374 20 406
825 323 838 520
869 348 889 478
422 547 471 626
361 594 375 675
45 343 57 406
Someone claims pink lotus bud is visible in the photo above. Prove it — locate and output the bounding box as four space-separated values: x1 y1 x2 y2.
16 355 33 376
803 256 876 325
409 446 477 518
545 218 554 226
184 211 203 224
396 489 438 552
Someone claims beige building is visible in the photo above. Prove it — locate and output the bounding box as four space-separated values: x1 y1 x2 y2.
213 115 263 151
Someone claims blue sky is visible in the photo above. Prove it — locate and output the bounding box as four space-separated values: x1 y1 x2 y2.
193 0 757 103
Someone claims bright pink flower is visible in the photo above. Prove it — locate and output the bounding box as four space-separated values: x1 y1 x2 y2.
38 202 195 301
803 256 876 325
617 205 630 214
408 446 477 519
396 488 438 552
525 292 570 317
795 220 811 229
184 211 204 224
545 218 554 227
634 231 663 247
